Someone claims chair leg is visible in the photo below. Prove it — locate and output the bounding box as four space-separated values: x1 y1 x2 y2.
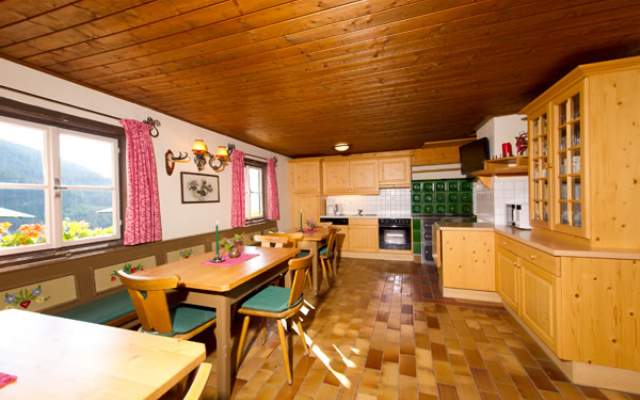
296 319 309 355
277 319 293 384
320 258 329 289
236 315 251 368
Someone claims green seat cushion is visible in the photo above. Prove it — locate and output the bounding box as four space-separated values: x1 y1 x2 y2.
241 286 301 313
59 290 134 325
294 250 310 258
319 246 332 257
170 305 216 335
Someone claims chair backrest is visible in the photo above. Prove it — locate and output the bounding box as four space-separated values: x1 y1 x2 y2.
183 362 212 400
267 231 304 248
255 234 290 248
324 227 337 257
287 254 312 306
117 271 179 334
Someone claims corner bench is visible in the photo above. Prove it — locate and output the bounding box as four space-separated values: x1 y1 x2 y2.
59 290 137 327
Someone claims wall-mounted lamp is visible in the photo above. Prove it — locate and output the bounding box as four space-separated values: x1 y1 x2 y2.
192 139 235 172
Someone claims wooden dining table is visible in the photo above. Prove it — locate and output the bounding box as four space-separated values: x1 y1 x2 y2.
0 309 205 400
294 228 330 296
140 245 299 400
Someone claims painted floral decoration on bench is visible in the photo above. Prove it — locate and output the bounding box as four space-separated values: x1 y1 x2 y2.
179 249 193 259
4 286 50 310
110 263 144 282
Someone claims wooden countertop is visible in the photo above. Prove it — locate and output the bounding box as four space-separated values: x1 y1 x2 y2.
437 223 640 259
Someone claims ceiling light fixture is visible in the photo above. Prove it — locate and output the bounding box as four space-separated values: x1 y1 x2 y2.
334 143 350 152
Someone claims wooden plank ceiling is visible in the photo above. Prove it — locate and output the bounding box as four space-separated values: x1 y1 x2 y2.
1 1 639 157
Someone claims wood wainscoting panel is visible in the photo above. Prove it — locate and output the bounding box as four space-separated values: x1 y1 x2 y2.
93 256 157 293
166 244 206 264
1 275 76 312
560 257 640 371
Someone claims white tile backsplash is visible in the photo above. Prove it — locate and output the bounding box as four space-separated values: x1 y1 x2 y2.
473 176 529 225
326 188 411 216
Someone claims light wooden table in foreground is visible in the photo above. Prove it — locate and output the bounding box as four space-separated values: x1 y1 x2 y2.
294 228 329 296
141 245 299 400
0 309 205 400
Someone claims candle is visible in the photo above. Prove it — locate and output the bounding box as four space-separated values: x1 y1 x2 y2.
215 220 220 256
299 209 303 232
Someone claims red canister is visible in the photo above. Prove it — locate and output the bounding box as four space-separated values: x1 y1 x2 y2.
502 142 513 158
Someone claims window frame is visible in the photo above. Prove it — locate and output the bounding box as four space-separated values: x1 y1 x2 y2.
0 97 126 262
244 158 267 225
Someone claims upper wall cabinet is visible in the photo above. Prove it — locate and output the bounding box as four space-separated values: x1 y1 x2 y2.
290 159 321 194
378 157 411 187
349 159 379 194
522 56 640 249
322 159 379 195
322 160 351 195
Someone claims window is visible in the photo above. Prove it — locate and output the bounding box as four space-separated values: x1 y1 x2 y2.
245 160 266 222
0 115 121 256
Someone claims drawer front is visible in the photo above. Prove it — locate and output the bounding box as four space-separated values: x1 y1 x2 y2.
496 234 560 276
349 218 378 226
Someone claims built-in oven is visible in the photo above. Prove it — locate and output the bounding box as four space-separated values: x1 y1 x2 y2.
378 218 411 250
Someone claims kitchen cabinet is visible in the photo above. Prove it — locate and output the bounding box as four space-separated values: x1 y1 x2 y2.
347 218 378 252
441 230 495 291
289 159 321 194
291 194 324 227
322 160 350 195
334 224 349 251
322 159 378 195
522 56 640 248
496 245 520 312
520 258 558 349
349 160 378 194
378 157 411 187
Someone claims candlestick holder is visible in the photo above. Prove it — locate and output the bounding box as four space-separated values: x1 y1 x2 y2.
210 254 225 263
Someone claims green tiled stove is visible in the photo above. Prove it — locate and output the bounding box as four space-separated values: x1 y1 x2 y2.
411 178 475 261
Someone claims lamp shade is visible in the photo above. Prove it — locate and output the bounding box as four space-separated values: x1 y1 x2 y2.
214 145 229 160
192 139 208 154
334 143 350 152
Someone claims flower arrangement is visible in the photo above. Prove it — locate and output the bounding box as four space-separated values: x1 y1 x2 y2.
4 285 50 310
221 234 244 258
515 131 528 155
0 222 45 247
110 263 144 282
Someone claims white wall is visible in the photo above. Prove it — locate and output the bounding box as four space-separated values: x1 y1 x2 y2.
0 59 292 239
477 114 527 158
474 115 529 224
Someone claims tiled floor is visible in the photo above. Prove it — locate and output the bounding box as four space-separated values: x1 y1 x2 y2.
199 258 639 399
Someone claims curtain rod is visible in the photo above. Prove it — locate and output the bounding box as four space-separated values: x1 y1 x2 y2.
0 84 160 137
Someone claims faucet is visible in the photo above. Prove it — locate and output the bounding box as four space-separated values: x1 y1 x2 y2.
358 209 363 216
333 203 339 215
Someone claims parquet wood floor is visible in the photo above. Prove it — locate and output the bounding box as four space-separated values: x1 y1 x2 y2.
197 258 639 399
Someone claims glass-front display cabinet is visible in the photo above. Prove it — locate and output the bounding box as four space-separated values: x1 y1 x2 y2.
551 84 586 238
528 107 551 228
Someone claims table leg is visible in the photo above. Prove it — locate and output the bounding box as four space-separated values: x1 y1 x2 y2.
214 295 233 400
310 242 319 296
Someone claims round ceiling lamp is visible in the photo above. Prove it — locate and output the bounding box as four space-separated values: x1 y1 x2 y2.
334 143 350 152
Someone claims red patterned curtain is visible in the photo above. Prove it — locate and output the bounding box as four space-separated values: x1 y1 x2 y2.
266 158 280 220
231 150 245 228
120 119 162 245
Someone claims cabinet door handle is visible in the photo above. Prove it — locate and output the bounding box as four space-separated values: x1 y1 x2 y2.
502 241 507 246
529 254 536 260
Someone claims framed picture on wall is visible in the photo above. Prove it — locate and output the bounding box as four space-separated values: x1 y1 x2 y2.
180 172 220 204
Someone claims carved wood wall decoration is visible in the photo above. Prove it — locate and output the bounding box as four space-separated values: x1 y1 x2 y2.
0 0 639 157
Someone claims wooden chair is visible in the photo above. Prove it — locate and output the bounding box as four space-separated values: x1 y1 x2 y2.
254 234 290 248
236 254 312 384
182 362 212 400
319 228 337 288
117 271 216 340
268 231 313 287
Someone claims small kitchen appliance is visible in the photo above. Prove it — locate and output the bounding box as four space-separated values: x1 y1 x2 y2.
506 203 532 229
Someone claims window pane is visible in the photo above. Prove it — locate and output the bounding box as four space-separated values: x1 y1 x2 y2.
248 167 261 192
0 119 45 184
60 132 114 186
62 190 114 241
248 193 262 219
0 189 47 248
